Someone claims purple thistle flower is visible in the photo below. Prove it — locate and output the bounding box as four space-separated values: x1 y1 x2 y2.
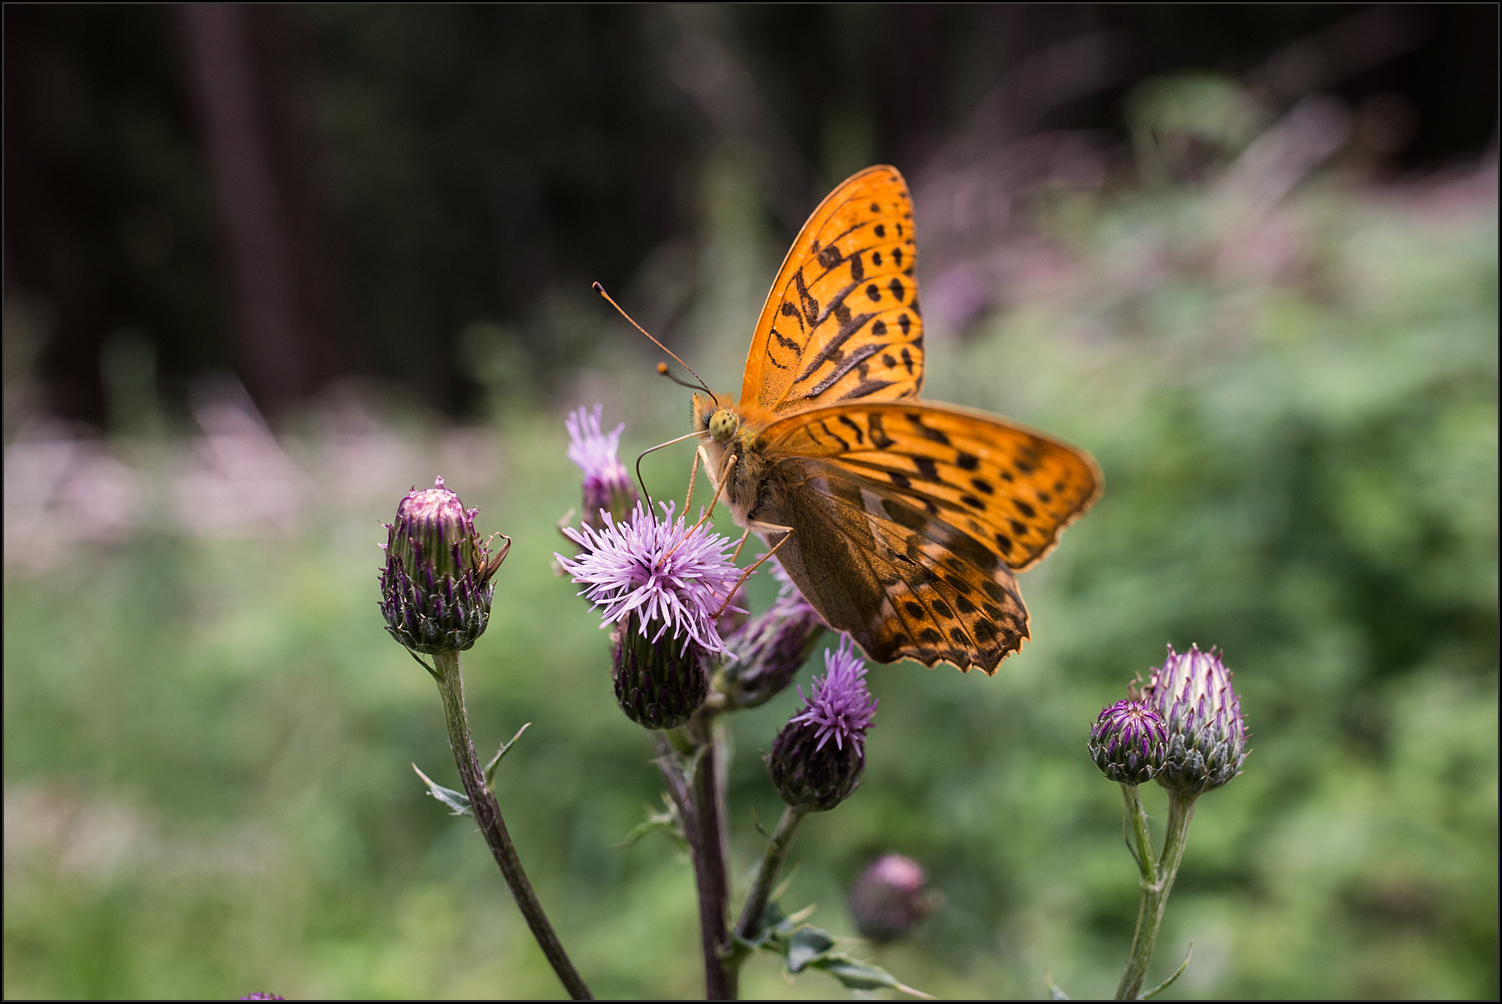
557 500 741 655
566 405 638 529
1139 643 1249 795
767 635 878 812
790 635 879 754
1089 699 1168 785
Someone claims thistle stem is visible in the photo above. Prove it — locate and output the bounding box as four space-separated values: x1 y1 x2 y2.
731 805 808 955
432 651 592 1000
1115 787 1197 1000
654 723 734 1000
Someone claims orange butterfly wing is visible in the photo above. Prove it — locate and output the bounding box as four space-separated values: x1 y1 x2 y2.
738 166 924 422
753 401 1102 673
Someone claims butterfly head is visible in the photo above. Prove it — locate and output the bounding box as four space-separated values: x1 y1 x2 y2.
692 392 743 444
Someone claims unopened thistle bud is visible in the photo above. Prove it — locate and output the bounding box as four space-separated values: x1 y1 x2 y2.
767 635 877 812
613 613 710 729
1140 644 1249 796
716 571 826 710
557 500 741 730
566 405 638 530
379 477 508 655
847 853 941 943
1089 700 1168 785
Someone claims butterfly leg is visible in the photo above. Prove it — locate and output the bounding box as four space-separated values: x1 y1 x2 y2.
684 449 702 514
685 455 736 534
728 524 753 564
711 524 795 620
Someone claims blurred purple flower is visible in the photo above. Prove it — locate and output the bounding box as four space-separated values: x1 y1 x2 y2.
565 404 637 528
848 853 941 942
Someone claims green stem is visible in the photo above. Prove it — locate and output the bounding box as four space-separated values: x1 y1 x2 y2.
1121 783 1157 885
730 804 808 964
432 651 592 1000
1115 787 1196 1001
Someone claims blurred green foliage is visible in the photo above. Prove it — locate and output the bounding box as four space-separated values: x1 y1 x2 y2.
5 147 1497 1001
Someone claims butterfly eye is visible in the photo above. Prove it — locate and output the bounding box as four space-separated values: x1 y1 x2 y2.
709 409 740 442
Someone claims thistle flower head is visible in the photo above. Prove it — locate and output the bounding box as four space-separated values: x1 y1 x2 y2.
1089 700 1168 785
556 500 740 655
767 635 877 812
378 477 508 655
1140 643 1249 795
566 404 637 529
791 635 879 754
847 853 941 943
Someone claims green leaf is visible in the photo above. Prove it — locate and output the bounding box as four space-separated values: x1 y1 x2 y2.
785 927 835 973
483 722 531 788
1141 940 1194 1000
811 954 934 998
411 763 471 816
617 794 686 851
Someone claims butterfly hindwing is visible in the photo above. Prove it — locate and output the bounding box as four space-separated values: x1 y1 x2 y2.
758 401 1102 573
761 457 1028 673
739 166 925 421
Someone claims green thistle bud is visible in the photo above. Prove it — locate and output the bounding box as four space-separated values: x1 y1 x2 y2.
1089 700 1168 785
1140 644 1249 796
613 613 709 730
379 477 508 655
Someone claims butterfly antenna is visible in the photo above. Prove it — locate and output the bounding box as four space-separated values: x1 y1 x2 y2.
593 282 712 395
657 361 702 390
635 431 700 511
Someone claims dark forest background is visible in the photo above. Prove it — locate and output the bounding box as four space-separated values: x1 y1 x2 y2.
5 5 1496 428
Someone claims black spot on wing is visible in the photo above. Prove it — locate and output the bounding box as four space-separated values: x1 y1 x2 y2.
906 414 951 445
836 414 865 444
874 224 886 238
889 278 905 302
838 378 897 400
817 245 843 269
850 254 864 282
867 414 895 449
955 452 979 471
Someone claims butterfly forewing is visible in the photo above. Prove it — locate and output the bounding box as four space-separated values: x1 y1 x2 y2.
739 166 925 420
759 401 1102 573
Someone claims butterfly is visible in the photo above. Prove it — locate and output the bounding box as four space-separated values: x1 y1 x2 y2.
692 165 1101 674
